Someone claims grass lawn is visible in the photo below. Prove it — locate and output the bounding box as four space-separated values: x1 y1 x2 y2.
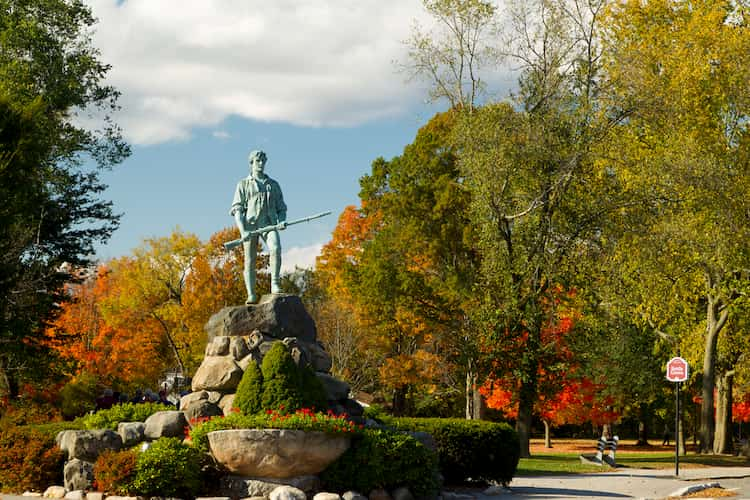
517 438 750 476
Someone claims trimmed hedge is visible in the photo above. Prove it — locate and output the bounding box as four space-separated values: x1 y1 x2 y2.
320 428 439 497
0 421 82 493
384 417 520 486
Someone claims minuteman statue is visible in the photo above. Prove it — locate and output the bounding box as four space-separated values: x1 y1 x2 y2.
230 150 287 304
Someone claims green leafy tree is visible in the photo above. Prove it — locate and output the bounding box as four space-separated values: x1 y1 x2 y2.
345 111 478 416
601 0 750 453
0 0 129 394
450 0 634 457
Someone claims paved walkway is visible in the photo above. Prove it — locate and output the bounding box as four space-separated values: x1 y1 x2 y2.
2 467 750 500
446 466 750 499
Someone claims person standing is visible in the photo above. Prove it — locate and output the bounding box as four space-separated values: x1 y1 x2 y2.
231 150 287 303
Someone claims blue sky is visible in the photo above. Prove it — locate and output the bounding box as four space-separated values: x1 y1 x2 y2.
85 0 514 270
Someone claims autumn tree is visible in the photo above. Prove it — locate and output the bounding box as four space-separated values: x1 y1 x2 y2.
45 266 168 389
480 300 618 447
314 206 387 398
182 227 249 365
601 0 750 453
342 111 478 416
47 227 263 389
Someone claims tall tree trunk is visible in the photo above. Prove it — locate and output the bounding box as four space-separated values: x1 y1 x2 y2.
543 420 552 448
699 287 728 453
516 316 541 458
392 386 408 416
713 370 734 454
636 403 649 446
517 368 538 458
465 362 484 420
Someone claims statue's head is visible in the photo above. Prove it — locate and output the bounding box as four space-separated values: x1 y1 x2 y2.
248 150 267 177
248 150 267 165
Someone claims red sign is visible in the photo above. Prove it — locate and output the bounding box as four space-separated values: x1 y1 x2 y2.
666 357 689 382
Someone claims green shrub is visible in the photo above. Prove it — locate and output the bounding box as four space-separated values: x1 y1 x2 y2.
0 424 68 492
321 428 439 498
59 372 98 419
79 402 173 430
385 417 520 486
233 359 263 415
130 437 202 498
260 342 304 411
93 448 138 494
258 342 327 414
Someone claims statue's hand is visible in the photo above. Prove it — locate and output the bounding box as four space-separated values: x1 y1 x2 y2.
278 220 287 230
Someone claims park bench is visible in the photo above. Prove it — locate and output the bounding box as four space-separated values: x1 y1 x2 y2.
579 435 619 466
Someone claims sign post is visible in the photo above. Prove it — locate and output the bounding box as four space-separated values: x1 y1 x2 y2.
666 356 689 476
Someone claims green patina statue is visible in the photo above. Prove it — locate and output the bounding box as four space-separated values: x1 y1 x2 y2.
231 150 287 304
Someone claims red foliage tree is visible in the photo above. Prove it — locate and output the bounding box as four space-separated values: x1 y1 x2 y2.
480 295 618 446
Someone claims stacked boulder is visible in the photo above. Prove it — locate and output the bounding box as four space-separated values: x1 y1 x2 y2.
182 294 363 422
55 411 188 492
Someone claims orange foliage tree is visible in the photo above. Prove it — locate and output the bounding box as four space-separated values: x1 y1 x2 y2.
46 227 257 391
313 205 383 395
480 302 618 446
45 265 167 389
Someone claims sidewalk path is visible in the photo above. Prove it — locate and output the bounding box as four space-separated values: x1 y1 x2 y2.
446 466 750 499
2 467 749 500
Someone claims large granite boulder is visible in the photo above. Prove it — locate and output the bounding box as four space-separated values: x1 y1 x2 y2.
56 430 122 461
208 429 350 478
192 356 243 392
205 294 316 342
144 410 188 439
117 422 145 448
183 399 224 425
63 459 94 491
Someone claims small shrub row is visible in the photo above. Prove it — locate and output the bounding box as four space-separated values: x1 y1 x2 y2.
320 428 440 498
0 421 81 493
79 402 173 430
382 417 520 486
93 438 203 498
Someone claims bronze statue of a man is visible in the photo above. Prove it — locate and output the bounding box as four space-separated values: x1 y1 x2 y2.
230 150 287 303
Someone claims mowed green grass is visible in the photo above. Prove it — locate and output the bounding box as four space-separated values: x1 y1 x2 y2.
516 440 749 476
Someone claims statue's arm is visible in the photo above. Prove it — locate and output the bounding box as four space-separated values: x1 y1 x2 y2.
230 181 250 237
275 182 287 224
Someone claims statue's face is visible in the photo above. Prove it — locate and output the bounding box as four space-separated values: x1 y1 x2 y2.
250 156 266 177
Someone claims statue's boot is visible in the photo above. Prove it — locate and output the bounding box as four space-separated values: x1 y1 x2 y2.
244 270 257 304
270 250 282 294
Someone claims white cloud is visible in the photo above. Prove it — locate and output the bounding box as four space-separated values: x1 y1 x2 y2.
85 0 430 145
281 242 324 273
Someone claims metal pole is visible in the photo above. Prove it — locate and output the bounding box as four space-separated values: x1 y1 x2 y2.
675 381 680 477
